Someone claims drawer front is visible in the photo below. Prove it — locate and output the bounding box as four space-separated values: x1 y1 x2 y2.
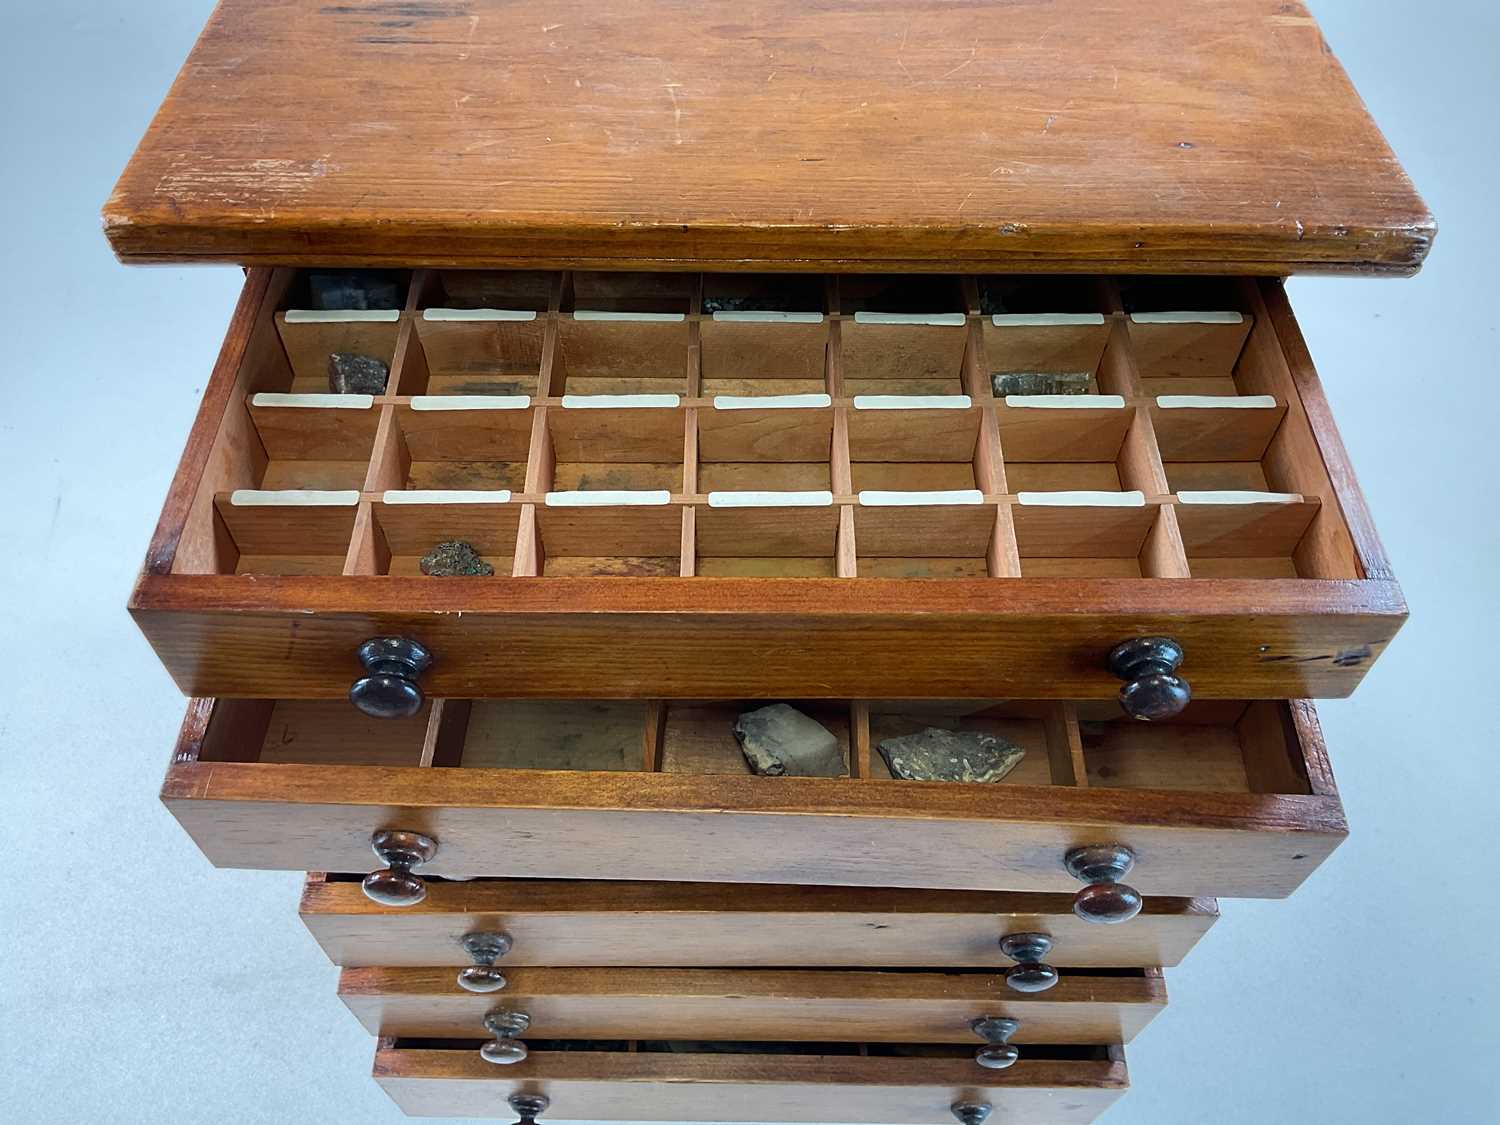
165 695 1345 901
340 967 1165 1045
133 267 1402 704
300 876 1218 969
374 1042 1128 1123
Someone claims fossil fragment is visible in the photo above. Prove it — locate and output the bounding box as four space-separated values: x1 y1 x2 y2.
991 371 1093 396
328 352 390 395
877 727 1025 783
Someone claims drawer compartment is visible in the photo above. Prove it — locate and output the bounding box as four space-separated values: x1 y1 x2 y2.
132 268 1402 703
300 875 1218 970
374 1039 1128 1123
164 695 1345 899
340 966 1165 1045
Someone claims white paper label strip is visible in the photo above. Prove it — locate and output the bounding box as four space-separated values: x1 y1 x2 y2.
713 394 831 410
708 491 834 508
1130 311 1244 325
990 312 1106 328
410 395 531 411
1156 394 1277 410
1017 490 1145 507
422 308 537 322
858 489 984 507
1176 490 1300 505
853 311 967 327
561 394 680 409
545 490 672 507
1003 394 1125 409
381 490 513 505
571 310 685 323
853 395 972 410
228 489 360 507
250 393 374 409
284 309 400 324
711 310 824 324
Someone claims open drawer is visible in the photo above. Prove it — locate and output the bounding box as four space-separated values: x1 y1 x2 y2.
163 694 1346 905
300 875 1218 973
339 966 1165 1047
373 1038 1128 1123
132 268 1401 707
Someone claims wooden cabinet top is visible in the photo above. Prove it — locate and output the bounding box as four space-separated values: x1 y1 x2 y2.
103 0 1432 275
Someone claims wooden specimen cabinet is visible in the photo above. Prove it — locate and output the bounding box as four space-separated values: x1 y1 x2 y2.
106 1 1430 1121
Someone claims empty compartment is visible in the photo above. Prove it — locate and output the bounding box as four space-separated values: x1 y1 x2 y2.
563 272 696 316
211 489 360 575
1000 396 1137 495
441 700 652 771
366 496 521 576
388 397 535 491
243 394 380 489
543 400 686 493
535 496 685 577
854 492 998 578
1012 496 1164 578
659 701 853 776
197 698 431 767
979 277 1110 390
1121 277 1253 387
695 496 840 577
1075 700 1312 794
1172 492 1324 578
841 313 970 396
700 312 829 397
554 313 692 396
838 274 967 316
866 702 1062 784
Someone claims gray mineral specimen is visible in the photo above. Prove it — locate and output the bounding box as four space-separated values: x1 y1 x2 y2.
308 270 402 310
732 704 844 777
877 727 1025 783
328 352 390 395
419 540 495 577
991 371 1093 397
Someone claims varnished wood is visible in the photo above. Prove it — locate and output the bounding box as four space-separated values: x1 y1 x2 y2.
373 1044 1128 1122
337 966 1166 1044
161 696 1345 895
298 877 1218 969
104 1 1430 274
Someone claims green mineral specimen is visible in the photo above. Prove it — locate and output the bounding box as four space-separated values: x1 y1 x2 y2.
419 540 495 578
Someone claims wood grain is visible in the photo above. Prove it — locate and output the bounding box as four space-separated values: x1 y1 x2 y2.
336 966 1165 1044
298 878 1218 969
103 1 1431 274
372 1045 1128 1122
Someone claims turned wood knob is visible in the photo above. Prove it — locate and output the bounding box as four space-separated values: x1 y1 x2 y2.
970 1015 1020 1069
1108 637 1190 720
481 1009 532 1065
458 931 513 993
350 636 433 718
508 1094 550 1125
951 1102 993 1125
999 932 1059 993
1065 844 1142 924
362 829 438 906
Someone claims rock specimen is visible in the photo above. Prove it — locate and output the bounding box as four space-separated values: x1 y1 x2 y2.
308 269 402 310
419 540 494 577
732 704 845 777
991 371 1093 396
328 352 390 395
877 727 1025 783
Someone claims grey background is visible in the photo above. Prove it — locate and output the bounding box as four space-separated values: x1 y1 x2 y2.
2 1 1495 1121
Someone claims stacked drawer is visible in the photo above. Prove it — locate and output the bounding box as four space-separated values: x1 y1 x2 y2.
145 266 1380 1122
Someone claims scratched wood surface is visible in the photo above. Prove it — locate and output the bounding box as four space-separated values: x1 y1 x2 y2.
298 875 1219 969
103 0 1431 274
337 965 1166 1043
374 1044 1129 1122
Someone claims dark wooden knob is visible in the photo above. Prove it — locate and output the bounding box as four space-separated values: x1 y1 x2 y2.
458 931 513 993
481 1009 532 1065
1065 844 1142 924
998 932 1059 993
509 1094 550 1125
971 1015 1020 1069
1108 636 1190 720
350 636 433 718
362 828 438 906
951 1103 992 1125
